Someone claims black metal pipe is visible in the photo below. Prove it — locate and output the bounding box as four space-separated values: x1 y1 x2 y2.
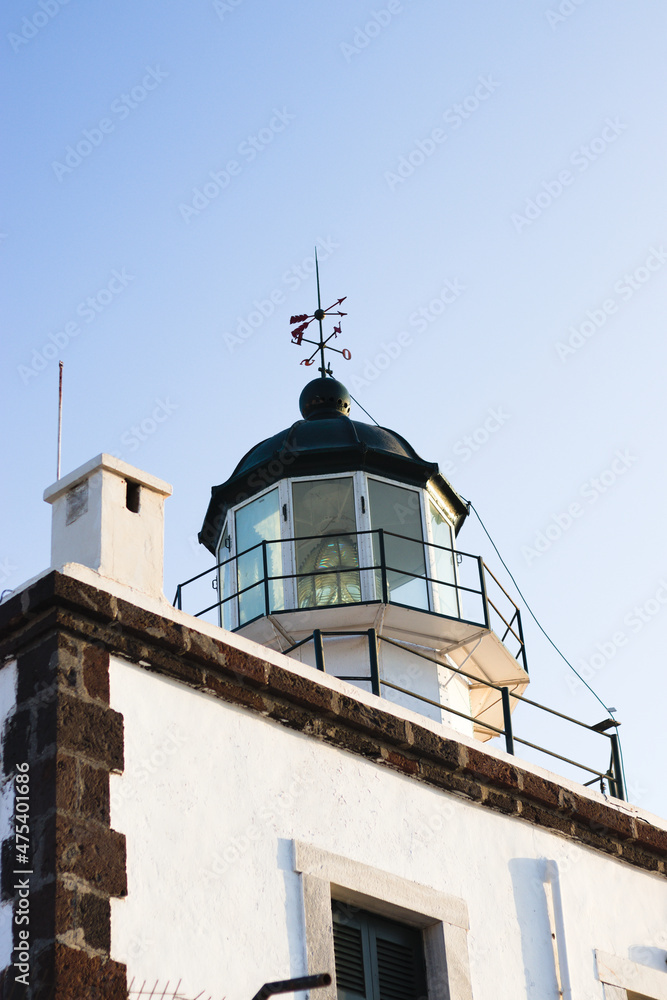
313 629 325 672
610 734 626 801
283 634 316 654
515 598 529 674
262 540 270 616
378 530 389 604
478 556 490 630
251 973 331 1000
367 628 380 696
501 686 514 755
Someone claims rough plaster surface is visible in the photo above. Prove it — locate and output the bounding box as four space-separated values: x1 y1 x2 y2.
292 631 474 732
109 658 667 1000
44 453 172 599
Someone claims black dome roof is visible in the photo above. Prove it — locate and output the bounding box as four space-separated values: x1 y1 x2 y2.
233 415 428 478
199 381 467 553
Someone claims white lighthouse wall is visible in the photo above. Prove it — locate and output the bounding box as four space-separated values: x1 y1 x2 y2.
109 657 667 1000
289 635 473 732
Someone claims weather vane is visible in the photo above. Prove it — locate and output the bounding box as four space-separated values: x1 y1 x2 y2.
289 249 351 377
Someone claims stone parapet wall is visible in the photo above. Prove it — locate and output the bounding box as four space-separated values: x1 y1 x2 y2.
0 600 127 999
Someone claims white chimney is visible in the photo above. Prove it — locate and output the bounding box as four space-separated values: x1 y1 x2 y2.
43 454 172 600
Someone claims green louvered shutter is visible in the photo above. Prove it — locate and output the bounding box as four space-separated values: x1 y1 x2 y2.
332 901 427 1000
333 919 367 997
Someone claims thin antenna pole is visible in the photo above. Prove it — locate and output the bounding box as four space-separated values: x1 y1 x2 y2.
314 246 326 376
57 361 63 480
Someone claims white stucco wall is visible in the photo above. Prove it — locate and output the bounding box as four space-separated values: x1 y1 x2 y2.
109 657 667 1000
0 661 17 969
289 633 474 732
44 453 172 600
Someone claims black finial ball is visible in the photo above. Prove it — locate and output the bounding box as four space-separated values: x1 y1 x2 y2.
299 378 351 419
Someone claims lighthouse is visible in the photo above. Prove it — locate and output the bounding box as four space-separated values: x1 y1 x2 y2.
3 270 664 1000
198 270 530 744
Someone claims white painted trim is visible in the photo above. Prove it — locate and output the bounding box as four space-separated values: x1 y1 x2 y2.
603 987 628 1000
232 481 280 514
353 470 375 602
596 950 667 999
44 452 172 503
424 495 460 619
216 513 234 630
278 478 296 610
293 841 472 1000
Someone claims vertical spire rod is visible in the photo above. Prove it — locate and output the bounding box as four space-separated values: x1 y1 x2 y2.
57 361 63 480
289 256 349 375
314 247 326 377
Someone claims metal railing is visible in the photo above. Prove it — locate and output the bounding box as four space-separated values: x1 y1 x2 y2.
282 628 625 801
173 528 528 672
173 533 625 800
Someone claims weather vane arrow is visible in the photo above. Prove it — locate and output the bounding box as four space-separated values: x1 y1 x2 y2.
289 248 351 377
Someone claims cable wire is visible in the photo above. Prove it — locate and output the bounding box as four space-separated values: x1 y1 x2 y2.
349 392 380 425
346 392 627 795
461 496 627 795
462 498 615 717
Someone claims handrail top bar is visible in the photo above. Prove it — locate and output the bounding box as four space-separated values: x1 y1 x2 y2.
380 678 611 781
227 561 491 601
378 634 518 694
178 532 512 592
379 633 606 736
186 526 485 571
177 531 522 625
481 560 520 608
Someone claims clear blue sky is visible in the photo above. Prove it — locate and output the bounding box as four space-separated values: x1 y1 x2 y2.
3 1 667 817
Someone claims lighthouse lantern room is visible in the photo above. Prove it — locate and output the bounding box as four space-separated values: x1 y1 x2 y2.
196 268 530 743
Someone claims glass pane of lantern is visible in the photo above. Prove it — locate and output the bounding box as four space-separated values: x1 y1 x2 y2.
292 478 360 608
429 502 459 618
367 480 428 610
235 489 283 624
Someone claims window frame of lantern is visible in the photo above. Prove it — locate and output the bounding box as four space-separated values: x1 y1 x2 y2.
215 513 235 631
362 474 430 611
219 472 461 627
424 484 460 619
286 471 369 606
217 482 292 630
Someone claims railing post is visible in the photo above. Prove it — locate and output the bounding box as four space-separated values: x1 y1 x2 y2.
378 529 389 604
609 733 625 801
313 629 325 672
367 628 381 697
174 585 182 610
262 540 270 616
515 605 528 674
501 686 514 755
478 558 490 629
